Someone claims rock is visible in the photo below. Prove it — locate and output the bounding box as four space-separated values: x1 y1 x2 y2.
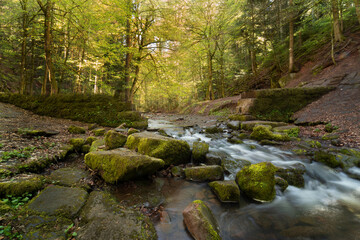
85 136 97 145
104 130 127 150
171 166 184 177
18 128 59 137
59 144 75 159
250 125 290 141
322 133 340 140
129 120 149 130
82 144 91 153
68 125 86 134
205 126 223 134
260 140 282 146
227 121 241 130
314 151 343 168
305 140 322 149
192 142 210 164
236 162 277 202
273 125 299 137
205 153 223 166
228 114 255 121
27 185 88 218
84 148 165 183
23 215 72 240
241 121 287 131
78 191 157 240
185 166 224 182
69 138 85 151
88 123 98 130
276 165 305 188
128 128 140 135
208 180 240 203
0 174 43 197
92 128 106 136
48 167 89 187
126 132 191 165
275 177 289 192
227 137 244 145
222 158 251 177
237 98 256 115
183 200 221 240
89 139 105 152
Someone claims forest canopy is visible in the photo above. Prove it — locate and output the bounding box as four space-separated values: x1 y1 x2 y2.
0 0 359 111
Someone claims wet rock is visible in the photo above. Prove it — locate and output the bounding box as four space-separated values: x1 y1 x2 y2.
28 185 88 218
68 125 86 134
48 167 89 188
185 166 224 182
0 174 43 197
171 166 184 178
275 177 289 192
104 130 127 150
250 125 290 142
241 121 287 131
192 141 209 164
157 129 170 137
85 148 165 183
260 140 282 146
183 200 221 240
227 121 241 130
92 128 106 136
23 215 72 240
205 152 223 166
89 138 105 152
276 165 305 188
205 126 223 134
78 191 157 240
126 132 191 165
208 180 240 203
227 137 244 145
314 151 343 168
236 162 277 202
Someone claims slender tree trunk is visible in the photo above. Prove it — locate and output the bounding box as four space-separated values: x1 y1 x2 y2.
124 18 133 102
289 0 295 73
220 51 225 98
355 0 360 25
20 0 28 94
29 37 35 95
331 0 343 42
206 50 214 100
250 0 257 74
75 46 85 93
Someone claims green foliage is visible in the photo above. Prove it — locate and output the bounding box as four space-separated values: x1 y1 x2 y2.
0 225 23 239
325 123 339 133
0 147 36 162
1 193 32 209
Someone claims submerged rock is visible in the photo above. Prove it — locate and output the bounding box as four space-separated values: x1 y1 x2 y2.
185 166 224 182
0 174 43 197
250 125 290 142
104 130 127 150
27 185 88 218
183 200 221 240
192 141 210 164
78 191 157 240
208 180 240 203
126 132 191 165
236 162 277 202
68 125 86 134
84 148 165 183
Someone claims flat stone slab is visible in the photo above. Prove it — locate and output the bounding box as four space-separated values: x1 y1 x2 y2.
48 167 89 187
0 174 43 197
185 166 224 182
28 185 88 218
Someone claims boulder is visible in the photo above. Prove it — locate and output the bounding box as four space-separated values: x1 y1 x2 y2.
48 167 89 188
171 166 184 178
68 125 86 134
84 148 165 183
241 121 287 131
18 128 59 138
128 128 140 135
236 162 277 202
205 126 223 134
227 121 241 130
69 138 85 151
0 174 43 197
192 142 209 164
85 136 97 145
183 200 221 240
250 125 290 141
276 164 306 188
208 180 240 203
228 114 255 121
205 153 223 166
185 166 224 182
78 191 157 240
314 151 343 168
89 139 105 152
126 132 191 165
104 130 127 150
27 185 88 218
92 128 106 136
275 177 289 192
322 133 340 140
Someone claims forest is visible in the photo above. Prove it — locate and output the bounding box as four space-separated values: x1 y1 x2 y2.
1 0 359 111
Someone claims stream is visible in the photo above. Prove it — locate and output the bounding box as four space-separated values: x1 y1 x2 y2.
115 119 360 240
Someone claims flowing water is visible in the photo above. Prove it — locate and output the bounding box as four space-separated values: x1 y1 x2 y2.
116 119 360 240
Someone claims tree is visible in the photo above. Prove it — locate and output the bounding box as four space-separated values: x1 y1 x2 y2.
355 0 360 24
288 0 295 73
331 0 343 42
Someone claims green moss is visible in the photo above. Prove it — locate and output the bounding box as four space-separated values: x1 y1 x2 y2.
250 125 290 142
92 128 106 136
208 181 240 203
273 126 300 137
306 140 322 149
128 128 140 135
68 126 86 134
314 151 343 168
0 169 13 179
236 162 277 202
321 134 339 140
192 142 209 164
85 136 97 145
228 115 255 121
241 121 287 131
89 139 105 152
104 130 127 150
59 145 75 159
292 149 308 155
275 177 289 192
16 157 54 173
276 167 305 188
69 138 85 150
185 166 224 182
205 127 223 134
82 145 91 154
0 175 44 197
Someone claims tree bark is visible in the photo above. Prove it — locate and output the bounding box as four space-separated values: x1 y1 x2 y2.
206 49 214 100
124 17 133 102
289 0 295 73
355 0 360 25
20 0 28 94
331 0 343 42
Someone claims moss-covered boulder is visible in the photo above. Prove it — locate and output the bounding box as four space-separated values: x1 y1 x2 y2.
126 132 191 165
84 148 165 183
128 128 140 135
305 140 322 149
185 166 224 182
92 128 106 136
228 114 255 121
89 139 105 152
209 180 240 203
68 125 86 134
78 191 157 240
192 141 210 164
69 138 85 151
27 185 88 218
59 144 75 159
250 125 290 141
241 121 287 131
227 121 241 130
171 166 185 178
183 200 221 240
18 128 59 137
276 166 305 188
104 130 127 150
205 126 223 134
314 151 343 168
85 136 97 145
236 162 277 202
275 177 289 192
0 174 44 197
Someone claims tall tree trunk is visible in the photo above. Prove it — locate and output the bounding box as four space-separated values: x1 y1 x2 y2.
29 37 35 95
355 0 360 25
250 0 257 74
219 51 225 98
75 46 85 93
20 0 28 94
289 0 295 73
331 0 343 42
206 50 214 100
124 18 133 102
